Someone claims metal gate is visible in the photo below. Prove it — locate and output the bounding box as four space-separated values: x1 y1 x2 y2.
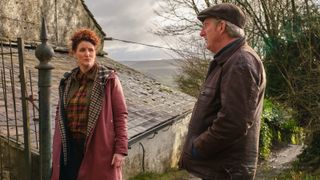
0 38 39 179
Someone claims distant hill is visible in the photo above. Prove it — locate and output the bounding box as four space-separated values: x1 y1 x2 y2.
120 59 179 88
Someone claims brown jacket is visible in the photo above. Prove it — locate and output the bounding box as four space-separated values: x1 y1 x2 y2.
179 38 266 179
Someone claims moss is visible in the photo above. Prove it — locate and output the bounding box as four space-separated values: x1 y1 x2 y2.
159 85 173 93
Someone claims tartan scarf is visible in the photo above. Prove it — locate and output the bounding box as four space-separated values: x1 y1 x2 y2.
66 74 89 142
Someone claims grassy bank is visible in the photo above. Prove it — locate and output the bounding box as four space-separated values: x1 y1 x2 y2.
129 169 189 180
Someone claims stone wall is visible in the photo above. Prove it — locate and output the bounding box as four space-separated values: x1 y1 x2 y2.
0 0 105 52
0 137 40 180
122 114 191 179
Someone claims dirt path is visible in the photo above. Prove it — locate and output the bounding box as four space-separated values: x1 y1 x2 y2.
256 144 303 179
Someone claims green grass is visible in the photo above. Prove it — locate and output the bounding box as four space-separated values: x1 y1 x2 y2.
276 170 320 180
130 168 320 180
129 169 189 180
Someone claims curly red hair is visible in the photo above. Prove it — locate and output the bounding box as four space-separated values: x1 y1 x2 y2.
70 29 100 52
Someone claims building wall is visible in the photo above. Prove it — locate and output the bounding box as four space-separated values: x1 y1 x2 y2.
0 113 191 180
122 114 191 179
0 136 40 180
0 0 105 51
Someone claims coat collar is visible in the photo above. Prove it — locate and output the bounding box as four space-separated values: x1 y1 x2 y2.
205 37 246 80
214 37 246 66
86 66 113 139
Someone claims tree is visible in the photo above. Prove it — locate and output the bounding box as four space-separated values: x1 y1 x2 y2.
154 0 320 170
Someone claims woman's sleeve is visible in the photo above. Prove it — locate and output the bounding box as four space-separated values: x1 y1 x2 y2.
111 75 128 155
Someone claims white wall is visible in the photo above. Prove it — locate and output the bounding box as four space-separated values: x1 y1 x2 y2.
122 113 191 179
0 113 191 180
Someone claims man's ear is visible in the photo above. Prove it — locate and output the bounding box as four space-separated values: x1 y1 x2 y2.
218 21 226 34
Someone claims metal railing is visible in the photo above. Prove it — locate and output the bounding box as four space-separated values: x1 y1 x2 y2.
0 38 39 179
35 17 54 180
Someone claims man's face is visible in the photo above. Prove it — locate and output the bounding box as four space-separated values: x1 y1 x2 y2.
200 18 222 53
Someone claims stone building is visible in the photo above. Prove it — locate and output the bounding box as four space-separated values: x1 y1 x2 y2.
0 0 105 52
0 0 195 179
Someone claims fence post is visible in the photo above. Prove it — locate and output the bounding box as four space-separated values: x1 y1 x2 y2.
35 17 54 180
18 38 32 180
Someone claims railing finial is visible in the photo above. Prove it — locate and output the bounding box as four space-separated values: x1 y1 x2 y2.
35 17 54 63
40 17 48 43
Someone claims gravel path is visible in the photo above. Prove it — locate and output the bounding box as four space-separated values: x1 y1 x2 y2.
256 144 303 179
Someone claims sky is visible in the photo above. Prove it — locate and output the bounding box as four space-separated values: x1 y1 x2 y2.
85 0 175 61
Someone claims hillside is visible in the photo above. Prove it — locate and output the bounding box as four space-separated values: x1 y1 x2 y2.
120 60 179 88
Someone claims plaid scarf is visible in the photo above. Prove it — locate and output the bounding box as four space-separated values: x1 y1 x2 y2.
66 73 89 142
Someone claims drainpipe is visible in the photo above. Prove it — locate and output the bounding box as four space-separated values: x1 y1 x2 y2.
35 17 54 180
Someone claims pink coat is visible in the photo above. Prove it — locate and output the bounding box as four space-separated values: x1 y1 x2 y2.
52 67 128 180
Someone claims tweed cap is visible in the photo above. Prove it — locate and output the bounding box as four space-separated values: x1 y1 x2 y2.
197 3 246 29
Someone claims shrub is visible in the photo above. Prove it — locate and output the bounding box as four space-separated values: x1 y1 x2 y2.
259 99 303 159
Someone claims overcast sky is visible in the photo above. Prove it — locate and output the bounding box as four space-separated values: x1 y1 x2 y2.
85 0 175 61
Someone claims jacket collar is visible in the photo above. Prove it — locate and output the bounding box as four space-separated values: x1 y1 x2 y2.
214 37 246 66
70 63 98 81
60 64 112 86
86 66 113 140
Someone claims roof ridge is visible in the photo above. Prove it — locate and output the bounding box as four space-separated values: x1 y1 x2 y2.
80 0 106 36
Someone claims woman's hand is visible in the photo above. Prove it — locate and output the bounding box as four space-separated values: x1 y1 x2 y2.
111 153 125 168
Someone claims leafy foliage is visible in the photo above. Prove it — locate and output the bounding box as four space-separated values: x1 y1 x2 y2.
297 132 320 172
259 117 273 159
259 99 303 159
259 2 320 168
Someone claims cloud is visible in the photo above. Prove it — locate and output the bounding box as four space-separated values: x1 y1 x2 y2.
85 0 174 61
91 2 154 38
107 45 175 61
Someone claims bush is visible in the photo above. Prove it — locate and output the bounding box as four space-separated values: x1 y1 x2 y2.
259 117 273 159
259 99 303 159
296 132 320 172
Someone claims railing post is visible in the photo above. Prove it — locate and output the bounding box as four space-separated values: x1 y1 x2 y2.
35 17 54 180
18 38 31 180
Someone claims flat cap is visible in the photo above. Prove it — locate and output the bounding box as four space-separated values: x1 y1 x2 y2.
197 3 246 29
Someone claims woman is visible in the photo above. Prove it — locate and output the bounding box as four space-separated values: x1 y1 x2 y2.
52 29 128 180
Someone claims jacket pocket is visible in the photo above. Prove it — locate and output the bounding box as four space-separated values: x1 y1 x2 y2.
198 86 216 104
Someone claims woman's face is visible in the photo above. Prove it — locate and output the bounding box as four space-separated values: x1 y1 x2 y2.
73 41 96 73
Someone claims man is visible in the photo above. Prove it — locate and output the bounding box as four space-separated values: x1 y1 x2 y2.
179 3 266 180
